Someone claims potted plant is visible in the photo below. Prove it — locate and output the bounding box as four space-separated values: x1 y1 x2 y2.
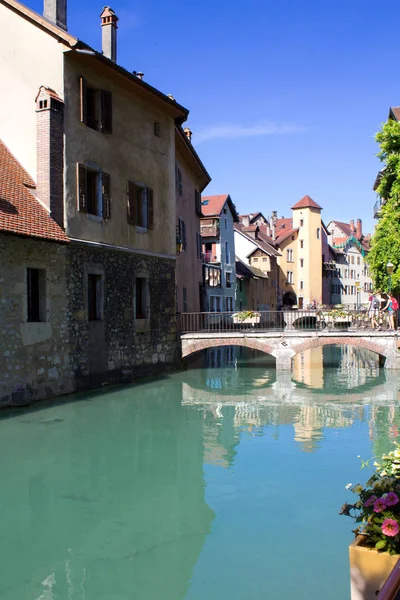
232 310 261 325
340 443 400 599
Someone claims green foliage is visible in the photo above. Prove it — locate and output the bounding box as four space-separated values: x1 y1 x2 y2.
340 443 400 555
232 310 260 321
367 120 400 292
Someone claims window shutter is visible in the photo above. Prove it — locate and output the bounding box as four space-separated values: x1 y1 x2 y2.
182 220 187 251
127 180 137 225
77 163 87 212
147 188 154 229
195 190 202 215
102 172 111 219
80 77 87 124
101 90 113 134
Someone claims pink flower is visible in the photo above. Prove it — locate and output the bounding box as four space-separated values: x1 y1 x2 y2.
364 495 377 507
374 497 387 513
385 492 399 507
381 519 399 537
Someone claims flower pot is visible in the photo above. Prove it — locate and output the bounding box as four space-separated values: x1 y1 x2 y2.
232 316 260 325
349 535 399 600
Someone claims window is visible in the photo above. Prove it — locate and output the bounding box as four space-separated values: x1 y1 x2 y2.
287 271 294 284
154 122 161 137
80 77 112 134
87 274 103 321
317 228 320 239
351 256 354 264
357 256 360 265
225 218 228 230
345 269 348 278
300 280 304 290
205 266 221 287
225 241 230 264
287 249 294 262
226 272 232 288
262 257 268 262
177 218 187 251
300 219 304 227
77 164 111 218
127 181 154 229
300 240 304 249
175 164 183 197
300 259 304 268
253 257 259 262
239 279 243 292
135 277 149 319
183 287 188 312
27 268 46 322
225 297 233 311
345 285 348 294
195 190 202 216
196 232 202 259
210 296 221 312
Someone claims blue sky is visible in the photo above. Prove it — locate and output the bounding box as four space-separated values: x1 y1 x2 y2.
28 0 400 233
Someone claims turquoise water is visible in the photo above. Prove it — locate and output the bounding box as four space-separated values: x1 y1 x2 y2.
1 345 399 600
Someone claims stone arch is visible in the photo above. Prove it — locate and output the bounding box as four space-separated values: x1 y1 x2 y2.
292 336 390 360
181 337 275 360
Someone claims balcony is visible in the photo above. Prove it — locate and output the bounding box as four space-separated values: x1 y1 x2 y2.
202 252 220 264
200 218 220 238
373 197 386 219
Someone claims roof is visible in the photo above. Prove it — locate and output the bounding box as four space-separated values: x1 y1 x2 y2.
3 0 188 123
291 195 322 210
234 223 281 257
0 140 69 243
175 127 211 192
389 107 400 121
239 212 268 224
201 194 239 221
275 227 299 245
329 220 354 238
235 256 267 279
276 217 293 232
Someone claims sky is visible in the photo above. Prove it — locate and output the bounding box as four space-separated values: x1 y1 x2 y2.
27 0 400 234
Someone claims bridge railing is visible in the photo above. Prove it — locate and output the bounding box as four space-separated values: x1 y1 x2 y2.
179 309 394 334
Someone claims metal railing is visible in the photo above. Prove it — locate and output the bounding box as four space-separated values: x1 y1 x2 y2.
179 309 397 334
378 559 400 599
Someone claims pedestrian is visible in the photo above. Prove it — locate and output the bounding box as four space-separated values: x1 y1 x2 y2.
368 290 380 330
382 292 397 331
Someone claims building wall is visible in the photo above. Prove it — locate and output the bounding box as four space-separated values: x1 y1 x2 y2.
276 234 298 307
330 243 372 307
292 206 322 306
0 3 65 178
175 149 203 313
63 56 176 257
248 250 274 309
0 234 73 406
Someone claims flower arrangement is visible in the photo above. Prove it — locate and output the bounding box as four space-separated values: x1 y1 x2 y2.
232 310 261 322
340 443 400 555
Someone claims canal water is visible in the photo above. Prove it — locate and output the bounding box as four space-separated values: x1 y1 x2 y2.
1 345 399 600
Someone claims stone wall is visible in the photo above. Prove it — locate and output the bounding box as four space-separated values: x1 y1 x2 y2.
66 242 178 390
0 234 179 407
0 234 73 406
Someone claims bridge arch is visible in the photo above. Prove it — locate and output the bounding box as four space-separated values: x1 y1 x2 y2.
292 336 390 360
181 337 275 360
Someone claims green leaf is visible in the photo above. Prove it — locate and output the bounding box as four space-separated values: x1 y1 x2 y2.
376 540 387 550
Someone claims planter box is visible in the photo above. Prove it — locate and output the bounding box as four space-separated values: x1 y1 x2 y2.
232 315 261 325
349 535 399 600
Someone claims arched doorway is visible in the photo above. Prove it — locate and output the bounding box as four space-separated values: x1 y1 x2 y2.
282 291 297 309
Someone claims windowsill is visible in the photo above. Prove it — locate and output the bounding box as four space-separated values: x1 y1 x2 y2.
87 214 103 223
135 226 148 234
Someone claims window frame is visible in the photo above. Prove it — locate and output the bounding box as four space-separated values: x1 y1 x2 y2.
26 268 46 322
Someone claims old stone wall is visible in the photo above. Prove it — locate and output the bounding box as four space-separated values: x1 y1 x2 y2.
0 234 73 406
66 243 178 389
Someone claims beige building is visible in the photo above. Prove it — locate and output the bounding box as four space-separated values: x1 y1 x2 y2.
0 0 191 401
175 127 211 313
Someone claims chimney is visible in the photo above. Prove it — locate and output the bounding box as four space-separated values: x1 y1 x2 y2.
36 87 64 227
100 6 118 62
184 127 192 141
350 219 355 233
356 218 362 239
44 0 67 30
271 211 277 241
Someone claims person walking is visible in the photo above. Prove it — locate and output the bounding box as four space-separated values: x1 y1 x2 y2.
368 290 380 330
382 292 397 331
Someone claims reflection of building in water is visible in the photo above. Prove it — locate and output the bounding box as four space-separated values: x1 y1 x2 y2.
204 347 239 390
293 346 324 388
293 345 380 390
370 400 400 459
203 405 240 468
293 404 358 452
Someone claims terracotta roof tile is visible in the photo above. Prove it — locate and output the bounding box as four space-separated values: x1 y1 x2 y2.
276 217 293 232
201 194 239 221
291 195 322 210
275 227 299 245
0 140 69 243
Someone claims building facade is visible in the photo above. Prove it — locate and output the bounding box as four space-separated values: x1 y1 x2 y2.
200 195 238 312
175 127 211 313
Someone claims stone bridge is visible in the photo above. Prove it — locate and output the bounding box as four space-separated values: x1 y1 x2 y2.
180 331 400 371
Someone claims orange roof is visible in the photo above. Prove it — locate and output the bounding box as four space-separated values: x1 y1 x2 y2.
201 194 239 221
0 140 69 243
276 217 293 231
291 195 322 210
275 228 299 245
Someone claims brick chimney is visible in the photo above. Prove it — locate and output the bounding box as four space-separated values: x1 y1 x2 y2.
44 0 67 30
100 7 118 62
36 87 64 227
350 219 355 233
271 211 277 241
184 127 192 141
356 218 362 239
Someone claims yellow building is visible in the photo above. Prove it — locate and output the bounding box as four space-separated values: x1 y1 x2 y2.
274 195 323 309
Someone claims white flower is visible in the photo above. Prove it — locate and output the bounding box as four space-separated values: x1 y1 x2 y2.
353 484 363 494
345 483 353 489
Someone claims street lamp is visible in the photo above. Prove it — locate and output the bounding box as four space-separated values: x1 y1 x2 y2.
387 261 394 293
